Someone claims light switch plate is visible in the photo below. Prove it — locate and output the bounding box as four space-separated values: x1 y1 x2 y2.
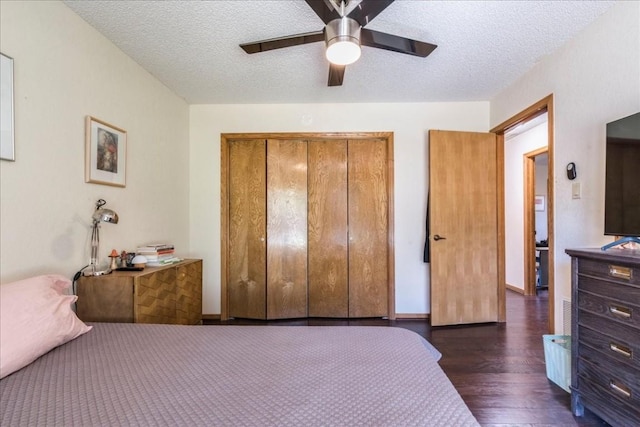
572 182 581 199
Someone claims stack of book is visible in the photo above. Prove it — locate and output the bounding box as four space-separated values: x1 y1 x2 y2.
136 243 181 266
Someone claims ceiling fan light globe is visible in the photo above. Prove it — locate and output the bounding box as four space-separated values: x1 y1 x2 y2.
325 17 361 66
326 39 361 65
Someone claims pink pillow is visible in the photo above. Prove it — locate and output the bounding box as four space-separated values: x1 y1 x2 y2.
0 274 92 379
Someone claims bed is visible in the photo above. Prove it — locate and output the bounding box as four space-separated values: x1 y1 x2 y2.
0 275 479 426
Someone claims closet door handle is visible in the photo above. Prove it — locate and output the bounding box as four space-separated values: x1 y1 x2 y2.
433 235 446 241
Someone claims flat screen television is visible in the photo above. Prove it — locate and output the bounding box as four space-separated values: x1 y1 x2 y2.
603 112 640 248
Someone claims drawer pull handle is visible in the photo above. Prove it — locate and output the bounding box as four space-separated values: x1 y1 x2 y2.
609 343 633 358
609 265 632 280
609 381 632 399
609 305 632 319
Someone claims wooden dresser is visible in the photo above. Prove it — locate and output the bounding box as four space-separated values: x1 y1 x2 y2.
77 259 202 325
566 248 640 426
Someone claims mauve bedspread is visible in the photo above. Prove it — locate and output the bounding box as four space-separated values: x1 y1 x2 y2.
0 324 479 426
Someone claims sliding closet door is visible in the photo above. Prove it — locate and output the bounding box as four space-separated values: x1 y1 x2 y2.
348 139 389 317
266 139 308 319
228 139 267 319
307 140 349 317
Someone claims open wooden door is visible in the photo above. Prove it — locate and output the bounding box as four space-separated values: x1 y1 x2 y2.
429 130 499 326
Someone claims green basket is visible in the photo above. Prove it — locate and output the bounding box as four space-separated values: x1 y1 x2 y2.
543 334 571 393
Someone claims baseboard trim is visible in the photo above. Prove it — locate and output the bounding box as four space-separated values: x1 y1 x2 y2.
202 313 430 321
395 313 430 320
506 284 525 294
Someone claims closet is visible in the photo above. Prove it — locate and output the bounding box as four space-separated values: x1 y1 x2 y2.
221 133 394 320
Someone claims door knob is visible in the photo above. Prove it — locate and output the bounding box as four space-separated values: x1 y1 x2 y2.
433 235 446 241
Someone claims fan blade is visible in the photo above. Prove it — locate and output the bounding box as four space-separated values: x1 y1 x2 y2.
328 64 346 86
304 0 341 24
240 30 325 54
360 28 437 57
348 0 394 27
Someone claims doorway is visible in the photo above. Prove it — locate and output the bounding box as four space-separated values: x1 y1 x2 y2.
492 95 555 333
525 150 549 296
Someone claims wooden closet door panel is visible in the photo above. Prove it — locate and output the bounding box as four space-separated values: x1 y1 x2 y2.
348 139 389 317
308 140 349 317
228 139 267 319
266 139 308 319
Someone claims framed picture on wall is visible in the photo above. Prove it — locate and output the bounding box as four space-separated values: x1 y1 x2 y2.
0 52 15 161
85 116 127 187
535 195 545 212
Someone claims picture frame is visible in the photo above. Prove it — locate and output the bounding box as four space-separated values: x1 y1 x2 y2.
535 195 545 212
85 116 126 187
0 52 15 161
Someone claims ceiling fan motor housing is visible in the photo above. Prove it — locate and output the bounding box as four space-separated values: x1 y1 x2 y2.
325 17 361 65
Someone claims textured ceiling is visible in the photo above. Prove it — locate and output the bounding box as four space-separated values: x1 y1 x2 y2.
63 0 616 104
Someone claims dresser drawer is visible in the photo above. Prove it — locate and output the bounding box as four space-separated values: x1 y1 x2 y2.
577 356 640 415
578 286 640 329
578 274 640 302
579 310 639 345
578 258 640 285
576 378 640 426
579 325 638 369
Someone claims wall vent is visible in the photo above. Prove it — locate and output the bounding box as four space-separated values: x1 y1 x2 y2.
563 298 572 335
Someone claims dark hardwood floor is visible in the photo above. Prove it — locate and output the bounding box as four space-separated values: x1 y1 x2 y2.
207 291 609 426
427 291 608 427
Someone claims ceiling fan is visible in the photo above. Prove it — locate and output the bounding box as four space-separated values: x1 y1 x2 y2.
240 0 437 86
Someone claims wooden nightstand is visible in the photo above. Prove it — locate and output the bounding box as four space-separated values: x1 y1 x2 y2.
76 259 202 325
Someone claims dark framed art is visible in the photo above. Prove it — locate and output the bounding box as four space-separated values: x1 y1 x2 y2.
85 116 126 187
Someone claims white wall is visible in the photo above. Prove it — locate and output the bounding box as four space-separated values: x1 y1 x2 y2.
7 1 633 325
0 1 190 283
190 103 490 315
491 1 640 331
504 122 548 291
